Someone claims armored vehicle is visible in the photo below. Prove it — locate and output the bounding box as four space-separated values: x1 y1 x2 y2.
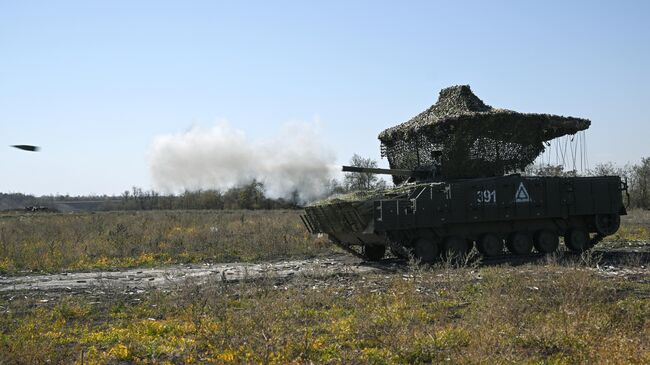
302 86 627 262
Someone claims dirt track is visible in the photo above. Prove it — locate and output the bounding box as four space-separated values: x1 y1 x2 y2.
1 245 648 294
0 255 390 293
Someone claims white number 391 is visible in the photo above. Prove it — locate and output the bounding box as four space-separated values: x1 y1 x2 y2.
476 189 497 203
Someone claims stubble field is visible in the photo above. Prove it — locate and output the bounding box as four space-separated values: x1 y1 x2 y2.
0 210 333 274
0 209 648 364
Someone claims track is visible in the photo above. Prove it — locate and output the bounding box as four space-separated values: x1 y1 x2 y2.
467 247 650 267
0 255 385 293
0 246 647 293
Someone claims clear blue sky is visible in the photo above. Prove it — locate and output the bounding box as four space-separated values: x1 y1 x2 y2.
1 1 649 195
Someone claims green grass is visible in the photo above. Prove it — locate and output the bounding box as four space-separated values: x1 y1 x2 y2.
0 210 334 273
1 263 648 364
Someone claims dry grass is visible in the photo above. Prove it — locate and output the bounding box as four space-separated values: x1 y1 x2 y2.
0 210 649 363
0 263 648 364
0 210 333 273
1 209 648 274
603 209 650 247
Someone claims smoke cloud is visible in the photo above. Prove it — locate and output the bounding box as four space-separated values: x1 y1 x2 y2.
148 121 337 202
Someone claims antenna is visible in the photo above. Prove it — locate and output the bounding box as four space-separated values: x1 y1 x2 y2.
533 131 589 175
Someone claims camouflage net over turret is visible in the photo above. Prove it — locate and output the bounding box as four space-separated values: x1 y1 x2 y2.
379 85 590 184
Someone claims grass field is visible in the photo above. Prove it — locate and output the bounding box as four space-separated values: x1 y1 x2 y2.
0 210 333 273
0 209 648 274
1 262 648 364
605 209 650 247
0 209 649 363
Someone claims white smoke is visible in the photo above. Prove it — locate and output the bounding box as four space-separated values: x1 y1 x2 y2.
148 121 337 202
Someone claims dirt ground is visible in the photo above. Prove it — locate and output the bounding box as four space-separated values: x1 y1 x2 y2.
2 245 647 296
1 243 648 364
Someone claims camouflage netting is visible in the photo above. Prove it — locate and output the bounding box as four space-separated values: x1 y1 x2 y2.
307 185 413 207
379 85 591 183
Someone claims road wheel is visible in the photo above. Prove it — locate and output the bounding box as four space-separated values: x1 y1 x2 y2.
506 232 533 255
477 233 504 257
595 214 620 236
565 228 590 252
534 230 559 254
443 236 470 259
390 246 409 260
413 238 439 264
363 244 386 261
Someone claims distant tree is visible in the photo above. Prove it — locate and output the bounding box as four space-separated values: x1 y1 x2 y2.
200 190 223 209
235 180 265 209
343 154 388 191
324 178 346 196
630 157 650 209
526 164 577 177
589 162 616 176
288 189 301 206
588 162 632 180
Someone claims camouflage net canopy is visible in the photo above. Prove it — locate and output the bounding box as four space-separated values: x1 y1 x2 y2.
379 85 591 183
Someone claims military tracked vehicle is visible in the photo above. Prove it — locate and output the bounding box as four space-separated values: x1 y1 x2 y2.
301 85 627 262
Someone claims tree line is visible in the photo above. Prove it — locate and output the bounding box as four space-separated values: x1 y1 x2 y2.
2 155 649 211
0 181 299 212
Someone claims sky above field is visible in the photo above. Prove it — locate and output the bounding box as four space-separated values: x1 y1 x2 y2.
1 1 649 196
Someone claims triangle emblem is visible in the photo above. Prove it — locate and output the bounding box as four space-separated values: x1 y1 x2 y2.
515 182 530 203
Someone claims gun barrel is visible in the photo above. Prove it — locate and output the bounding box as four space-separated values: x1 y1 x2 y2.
342 165 413 176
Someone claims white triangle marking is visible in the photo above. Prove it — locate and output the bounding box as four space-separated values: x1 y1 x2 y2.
515 182 530 203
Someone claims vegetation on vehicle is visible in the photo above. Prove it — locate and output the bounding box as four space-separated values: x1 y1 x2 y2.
379 85 590 181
